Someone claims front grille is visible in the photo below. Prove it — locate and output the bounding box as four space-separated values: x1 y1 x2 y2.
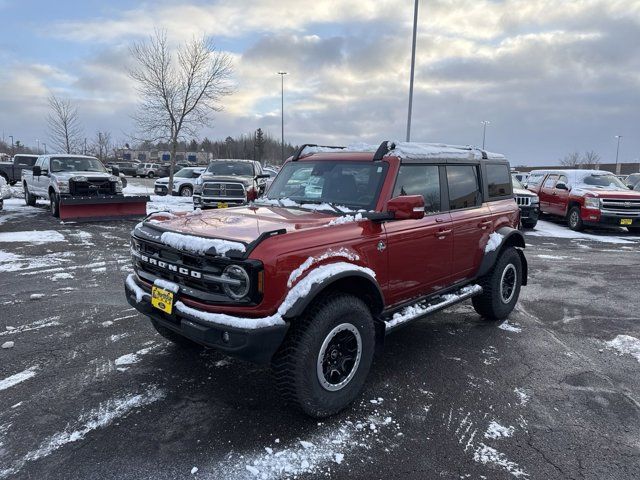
515 196 532 206
601 198 640 215
202 182 245 199
70 178 115 196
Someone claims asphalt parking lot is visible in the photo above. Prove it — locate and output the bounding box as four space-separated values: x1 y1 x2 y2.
1 188 639 480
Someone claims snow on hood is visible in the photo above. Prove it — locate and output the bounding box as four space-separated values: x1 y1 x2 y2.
51 171 114 180
513 187 535 197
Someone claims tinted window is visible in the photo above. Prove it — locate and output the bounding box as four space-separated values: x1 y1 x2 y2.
447 165 481 210
393 165 441 213
15 156 36 167
486 164 511 197
543 175 558 188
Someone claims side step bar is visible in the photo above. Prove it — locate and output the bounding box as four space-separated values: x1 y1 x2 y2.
384 284 483 332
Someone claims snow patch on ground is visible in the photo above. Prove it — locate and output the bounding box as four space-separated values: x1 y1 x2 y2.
484 421 515 439
498 321 522 333
605 335 640 364
0 317 61 336
514 388 530 406
0 387 165 479
526 220 635 244
51 272 74 281
485 232 503 253
473 443 528 478
536 254 567 260
0 366 38 391
0 230 65 244
114 344 160 370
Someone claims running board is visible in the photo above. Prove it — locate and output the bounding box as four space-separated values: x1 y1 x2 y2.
384 284 483 332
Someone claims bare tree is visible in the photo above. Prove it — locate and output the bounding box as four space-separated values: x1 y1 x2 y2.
582 150 601 168
47 95 83 154
93 131 112 162
560 151 582 167
129 29 233 190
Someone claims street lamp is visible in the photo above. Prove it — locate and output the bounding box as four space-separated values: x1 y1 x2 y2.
481 121 490 149
406 0 419 142
277 71 288 162
614 135 622 174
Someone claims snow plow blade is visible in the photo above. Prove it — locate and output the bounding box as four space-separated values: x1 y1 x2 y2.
58 195 150 222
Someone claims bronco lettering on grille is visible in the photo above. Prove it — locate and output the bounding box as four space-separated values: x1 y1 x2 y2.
139 254 202 279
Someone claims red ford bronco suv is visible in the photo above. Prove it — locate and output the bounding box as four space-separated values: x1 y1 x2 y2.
125 141 527 417
526 169 640 232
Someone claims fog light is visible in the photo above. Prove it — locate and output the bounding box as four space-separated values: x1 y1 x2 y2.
222 331 230 343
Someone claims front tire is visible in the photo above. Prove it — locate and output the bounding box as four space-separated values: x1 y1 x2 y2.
180 186 193 197
567 206 584 231
272 294 375 418
472 247 522 321
24 184 36 206
50 192 60 217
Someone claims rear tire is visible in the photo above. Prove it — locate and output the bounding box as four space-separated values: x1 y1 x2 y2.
521 219 537 229
24 184 36 206
151 320 201 349
472 247 522 321
148 172 155 179
272 293 375 418
567 206 584 231
50 192 60 217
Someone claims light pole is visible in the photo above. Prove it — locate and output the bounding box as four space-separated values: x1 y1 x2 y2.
36 139 40 154
9 135 14 155
481 121 490 149
277 71 288 162
406 0 419 142
614 135 622 174
43 143 47 154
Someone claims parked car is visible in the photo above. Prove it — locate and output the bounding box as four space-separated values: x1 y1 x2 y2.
193 159 268 209
157 162 190 178
0 176 11 209
624 173 640 190
512 176 539 229
262 166 279 192
526 169 640 233
116 162 140 176
135 163 161 178
0 154 39 185
154 167 205 196
125 141 527 417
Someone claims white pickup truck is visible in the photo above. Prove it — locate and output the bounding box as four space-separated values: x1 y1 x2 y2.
22 154 124 217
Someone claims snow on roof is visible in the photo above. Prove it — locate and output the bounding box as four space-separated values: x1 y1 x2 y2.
300 141 505 161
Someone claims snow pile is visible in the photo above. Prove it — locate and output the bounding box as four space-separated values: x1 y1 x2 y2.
484 421 515 439
327 213 363 226
160 231 246 256
605 335 640 364
154 278 180 293
287 248 360 287
0 230 65 244
0 387 165 478
176 262 376 330
213 404 399 479
485 232 503 253
300 143 379 156
0 366 38 391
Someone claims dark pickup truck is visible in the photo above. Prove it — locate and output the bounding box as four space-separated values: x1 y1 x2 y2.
0 154 39 185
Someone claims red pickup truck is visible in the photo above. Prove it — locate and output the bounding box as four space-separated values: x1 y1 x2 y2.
526 169 640 232
125 141 527 417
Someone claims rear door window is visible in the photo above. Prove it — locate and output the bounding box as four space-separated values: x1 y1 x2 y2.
486 163 512 197
393 165 441 213
543 175 559 188
446 165 481 210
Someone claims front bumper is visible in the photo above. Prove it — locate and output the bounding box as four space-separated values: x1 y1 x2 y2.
124 276 288 364
581 208 640 228
519 205 539 222
154 184 169 196
193 194 247 209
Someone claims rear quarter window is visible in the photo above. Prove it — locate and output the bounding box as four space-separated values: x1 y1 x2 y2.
486 164 512 197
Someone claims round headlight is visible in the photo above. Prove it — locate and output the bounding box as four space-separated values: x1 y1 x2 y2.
222 265 250 300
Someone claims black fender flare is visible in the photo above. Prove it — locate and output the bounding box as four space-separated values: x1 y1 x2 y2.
282 269 385 320
476 226 528 285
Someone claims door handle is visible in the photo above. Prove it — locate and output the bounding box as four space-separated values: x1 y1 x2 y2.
435 228 452 238
477 221 492 230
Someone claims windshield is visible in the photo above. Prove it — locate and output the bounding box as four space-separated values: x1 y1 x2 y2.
512 177 525 189
206 161 254 177
264 160 388 210
580 174 627 190
50 157 106 173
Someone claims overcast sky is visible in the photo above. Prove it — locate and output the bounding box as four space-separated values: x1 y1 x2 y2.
0 0 638 165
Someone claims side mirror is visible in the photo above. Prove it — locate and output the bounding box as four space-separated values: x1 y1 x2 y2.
111 166 120 176
255 174 270 180
32 165 41 176
555 182 568 190
387 195 425 220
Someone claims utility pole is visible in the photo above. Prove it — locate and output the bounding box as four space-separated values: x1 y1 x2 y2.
9 135 14 156
43 143 47 154
481 121 490 149
36 139 40 154
277 71 288 161
406 0 419 142
614 135 622 174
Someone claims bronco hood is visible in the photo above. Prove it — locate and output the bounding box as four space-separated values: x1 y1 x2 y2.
141 205 338 245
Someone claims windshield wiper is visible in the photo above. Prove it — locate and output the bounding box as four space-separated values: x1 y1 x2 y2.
297 200 344 214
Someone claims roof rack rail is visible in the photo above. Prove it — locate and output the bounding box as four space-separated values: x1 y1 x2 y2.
372 141 395 161
291 144 346 161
